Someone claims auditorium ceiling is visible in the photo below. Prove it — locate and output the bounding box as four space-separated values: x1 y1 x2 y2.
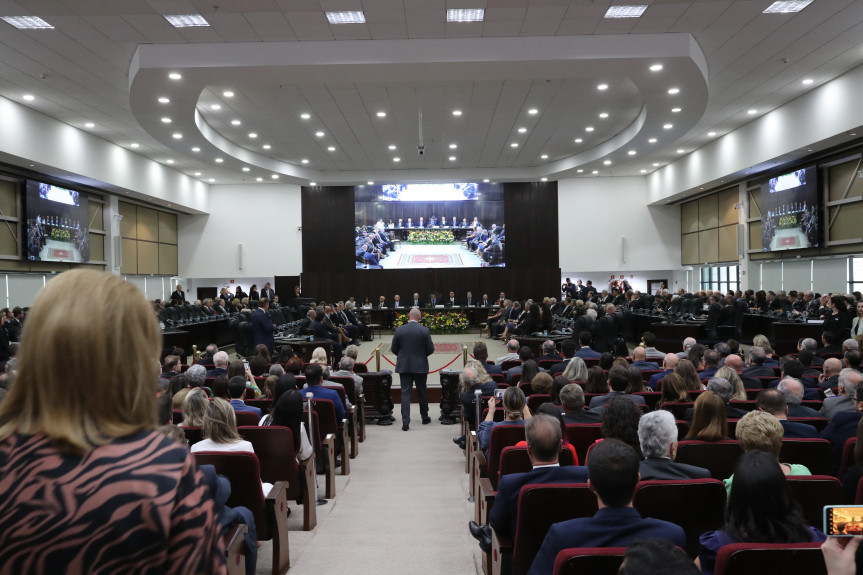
0 0 861 186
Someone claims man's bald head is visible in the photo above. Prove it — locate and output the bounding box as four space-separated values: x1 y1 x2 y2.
663 353 679 370
723 353 743 373
525 414 562 465
507 339 519 352
632 347 647 361
408 308 421 321
824 357 842 376
307 309 316 320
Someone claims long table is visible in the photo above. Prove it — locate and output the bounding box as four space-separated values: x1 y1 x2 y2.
357 305 496 329
162 318 233 353
383 227 475 241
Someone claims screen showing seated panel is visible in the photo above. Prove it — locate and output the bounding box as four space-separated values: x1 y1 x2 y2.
760 166 819 252
24 180 91 263
354 183 504 269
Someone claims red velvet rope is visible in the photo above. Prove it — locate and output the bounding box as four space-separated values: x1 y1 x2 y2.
381 353 462 374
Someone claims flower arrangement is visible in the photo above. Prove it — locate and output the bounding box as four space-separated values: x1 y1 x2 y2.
50 228 71 242
393 311 470 333
407 230 455 244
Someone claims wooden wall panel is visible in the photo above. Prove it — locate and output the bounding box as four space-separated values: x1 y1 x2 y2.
136 207 158 242
121 238 137 274
681 233 699 265
718 224 738 262
0 223 16 257
698 228 718 264
158 212 177 244
718 188 738 226
118 202 136 239
87 201 104 232
89 234 104 262
681 201 698 234
137 241 158 274
159 244 178 276
0 180 18 217
698 194 718 230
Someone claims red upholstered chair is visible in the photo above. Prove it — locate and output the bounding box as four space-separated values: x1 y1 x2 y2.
727 419 740 437
634 391 661 410
675 420 690 441
838 437 857 481
745 388 762 400
353 362 368 373
526 394 551 414
688 389 707 401
304 408 336 499
181 426 203 446
786 475 843 527
728 400 758 412
501 359 522 372
802 399 823 411
537 359 559 371
491 483 597 575
310 397 350 476
193 451 290 575
238 426 317 531
632 479 727 557
514 379 528 393
224 524 248 575
714 542 826 575
640 370 664 382
498 445 576 483
491 373 506 384
472 424 526 522
754 376 775 389
676 440 743 480
323 385 359 459
244 399 273 415
234 411 259 427
660 402 694 421
565 424 603 465
328 375 364 441
552 548 626 575
779 438 832 476
172 409 183 424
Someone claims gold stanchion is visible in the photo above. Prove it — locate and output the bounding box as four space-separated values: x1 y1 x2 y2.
375 345 382 372
463 345 468 366
191 344 199 364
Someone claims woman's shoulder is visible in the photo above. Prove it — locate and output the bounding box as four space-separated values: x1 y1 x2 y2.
699 529 736 549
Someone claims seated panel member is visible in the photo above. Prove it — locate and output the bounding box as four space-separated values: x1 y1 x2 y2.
410 293 421 308
465 291 475 307
378 295 387 309
406 218 413 228
428 215 437 227
446 291 458 307
427 293 439 307
527 439 686 575
393 294 403 309
418 217 424 228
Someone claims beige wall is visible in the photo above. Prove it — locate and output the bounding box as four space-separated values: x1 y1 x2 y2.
119 201 178 276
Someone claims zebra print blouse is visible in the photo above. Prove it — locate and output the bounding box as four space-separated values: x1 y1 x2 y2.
0 430 226 574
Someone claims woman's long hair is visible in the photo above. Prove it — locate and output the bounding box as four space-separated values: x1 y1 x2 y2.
269 389 304 454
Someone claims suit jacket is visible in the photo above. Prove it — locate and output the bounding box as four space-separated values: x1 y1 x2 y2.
779 419 820 439
170 290 185 302
788 404 826 419
820 374 840 392
548 359 571 375
574 347 601 359
821 395 855 420
648 369 673 390
229 398 262 419
306 384 346 420
562 409 602 424
589 391 646 409
631 359 660 371
261 288 275 301
489 465 590 539
821 410 863 474
391 320 434 374
698 367 719 380
309 320 335 341
528 507 686 575
742 365 775 378
251 308 275 351
638 457 711 481
206 367 228 378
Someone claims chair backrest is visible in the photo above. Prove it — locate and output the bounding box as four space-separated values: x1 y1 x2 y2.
193 451 271 539
632 479 727 557
511 483 597 575
498 445 576 482
513 377 527 391
353 362 368 373
785 475 843 528
634 391 661 410
181 426 203 446
565 424 603 465
488 424 527 490
801 399 823 411
311 398 339 436
676 440 743 480
328 376 358 404
526 394 552 414
839 437 858 481
675 420 690 441
323 385 348 409
660 402 694 421
788 417 828 432
172 409 183 424
234 411 259 427
244 399 273 415
779 438 832 475
714 542 827 575
552 548 626 575
538 359 559 370
501 359 522 372
729 400 757 412
238 425 301 501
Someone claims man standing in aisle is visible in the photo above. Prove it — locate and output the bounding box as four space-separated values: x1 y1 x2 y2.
170 284 186 304
391 307 435 431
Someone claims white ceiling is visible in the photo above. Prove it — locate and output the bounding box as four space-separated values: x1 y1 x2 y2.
0 0 861 188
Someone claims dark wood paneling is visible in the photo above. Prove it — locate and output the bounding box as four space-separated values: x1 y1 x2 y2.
504 181 559 269
302 186 355 273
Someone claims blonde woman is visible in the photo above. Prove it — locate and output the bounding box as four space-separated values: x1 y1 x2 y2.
310 346 331 376
715 366 748 402
0 269 224 573
181 387 209 428
191 398 272 495
562 356 588 382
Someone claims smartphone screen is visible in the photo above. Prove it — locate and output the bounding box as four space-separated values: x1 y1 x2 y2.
824 506 863 536
243 361 249 370
494 389 504 399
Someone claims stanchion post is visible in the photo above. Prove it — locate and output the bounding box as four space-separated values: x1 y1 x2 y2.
375 345 381 372
463 345 468 366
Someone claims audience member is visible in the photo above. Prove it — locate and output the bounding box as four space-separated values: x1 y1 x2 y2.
227 376 261 418
267 389 314 463
477 386 529 455
589 365 646 409
495 339 520 365
560 383 601 424
638 410 710 480
561 356 588 382
657 373 690 408
648 353 679 389
685 391 728 441
822 368 863 419
757 388 818 438
599 396 642 457
777 377 825 418
675 358 705 391
619 539 699 575
820 384 863 475
630 346 660 371
302 364 346 421
207 350 229 378
181 387 209 428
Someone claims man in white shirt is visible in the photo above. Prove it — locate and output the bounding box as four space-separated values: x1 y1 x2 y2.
393 294 403 308
496 339 520 365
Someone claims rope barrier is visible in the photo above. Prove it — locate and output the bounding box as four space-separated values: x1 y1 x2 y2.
380 352 463 374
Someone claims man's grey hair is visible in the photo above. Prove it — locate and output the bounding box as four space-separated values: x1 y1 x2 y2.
844 339 860 351
542 340 556 354
345 344 359 359
186 364 206 386
269 364 285 376
213 351 229 368
507 339 519 352
801 338 818 352
339 356 355 371
707 377 733 402
559 383 585 411
682 337 696 351
638 410 678 458
748 346 766 366
345 301 355 310
777 377 804 405
4 357 17 376
585 308 597 320
713 342 730 357
205 343 218 356
839 368 863 397
460 366 479 387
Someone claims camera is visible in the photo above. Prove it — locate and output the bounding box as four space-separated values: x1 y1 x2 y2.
417 145 425 156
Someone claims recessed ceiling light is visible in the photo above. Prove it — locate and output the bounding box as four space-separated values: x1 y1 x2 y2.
483 179 490 183
249 133 258 138
327 146 336 151
640 169 647 173
223 91 234 98
388 145 397 150
671 107 681 113
209 178 215 182
518 127 527 133
707 131 716 137
585 126 594 132
447 8 485 22
653 163 660 166
367 181 374 185
262 144 271 149
850 132 858 136
310 182 317 186
577 169 584 173
649 64 663 72
130 143 139 148
210 104 221 110
215 158 224 163
231 119 241 126
165 159 174 164
300 113 311 120
528 108 538 115
163 14 210 27
194 172 202 176
376 111 386 118
597 84 608 91
256 177 263 182
271 174 279 179
628 150 636 156
449 143 458 149
541 154 549 159
393 157 400 162
663 124 673 130
172 132 182 139
510 143 518 148
763 0 814 14
574 138 583 143
648 138 657 143
158 97 170 104
22 94 35 101
603 160 612 165
449 156 457 161
802 78 814 85
242 167 250 172
161 117 172 123
315 131 324 137
604 5 648 18
747 109 758 115
541 177 548 182
168 72 182 80
452 110 462 116
668 87 680 95
84 122 95 128
676 149 685 154
592 170 599 174
191 147 200 152
301 159 309 164
2 15 53 29
326 11 366 24
599 112 609 118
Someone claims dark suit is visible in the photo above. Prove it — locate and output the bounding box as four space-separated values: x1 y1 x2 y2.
589 391 646 409
484 363 503 375
489 465 590 539
819 374 840 392
562 409 602 424
631 359 660 371
638 457 711 480
310 320 343 362
261 288 275 301
391 319 435 426
648 369 673 390
574 346 601 360
742 365 775 378
779 419 819 438
251 308 275 353
170 289 185 303
788 404 825 419
549 359 571 375
820 410 863 474
206 367 228 378
528 507 686 575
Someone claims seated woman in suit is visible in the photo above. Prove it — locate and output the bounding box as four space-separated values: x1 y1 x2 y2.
697 450 825 575
510 304 541 338
684 391 727 441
